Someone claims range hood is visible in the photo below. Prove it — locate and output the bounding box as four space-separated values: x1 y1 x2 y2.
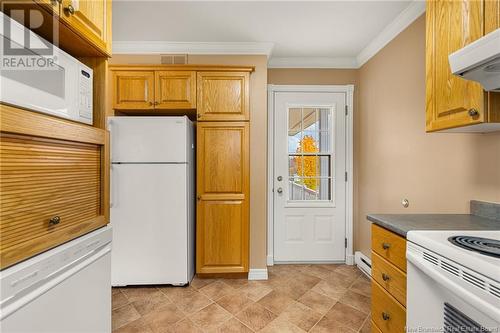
449 28 500 92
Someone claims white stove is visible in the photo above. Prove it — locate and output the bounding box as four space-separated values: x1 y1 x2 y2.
406 230 500 332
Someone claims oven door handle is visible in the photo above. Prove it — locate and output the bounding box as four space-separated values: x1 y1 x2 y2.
407 251 500 322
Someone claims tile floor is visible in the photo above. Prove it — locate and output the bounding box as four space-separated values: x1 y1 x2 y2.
112 264 372 333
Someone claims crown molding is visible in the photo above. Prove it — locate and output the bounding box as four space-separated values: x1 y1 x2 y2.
356 0 426 67
112 41 275 58
268 57 358 69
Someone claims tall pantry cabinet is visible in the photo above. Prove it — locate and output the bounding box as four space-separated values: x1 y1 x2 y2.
196 71 251 275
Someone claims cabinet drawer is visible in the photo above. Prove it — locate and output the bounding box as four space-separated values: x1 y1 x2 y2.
372 322 383 333
372 280 406 333
372 224 407 272
372 251 407 307
0 134 106 269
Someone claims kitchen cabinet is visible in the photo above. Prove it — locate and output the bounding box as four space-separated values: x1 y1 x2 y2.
371 224 407 332
426 0 500 132
197 72 250 121
196 122 249 274
112 71 155 110
155 71 197 109
60 0 112 55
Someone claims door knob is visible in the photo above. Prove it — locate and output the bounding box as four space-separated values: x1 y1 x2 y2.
276 187 283 194
277 176 283 181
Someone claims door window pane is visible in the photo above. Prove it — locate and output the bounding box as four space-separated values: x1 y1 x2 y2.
286 107 334 202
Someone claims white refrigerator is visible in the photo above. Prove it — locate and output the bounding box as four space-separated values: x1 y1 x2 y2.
109 116 195 286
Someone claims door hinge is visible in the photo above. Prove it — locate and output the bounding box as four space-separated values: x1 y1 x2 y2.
345 238 348 248
345 172 348 182
345 105 348 116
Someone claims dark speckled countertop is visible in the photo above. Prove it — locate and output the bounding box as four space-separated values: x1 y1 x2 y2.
367 214 500 238
367 200 500 238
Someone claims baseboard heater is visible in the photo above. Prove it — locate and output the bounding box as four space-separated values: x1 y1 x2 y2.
355 251 372 277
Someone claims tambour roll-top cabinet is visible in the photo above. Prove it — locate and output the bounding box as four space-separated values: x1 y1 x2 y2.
109 65 253 275
426 0 500 132
371 224 407 333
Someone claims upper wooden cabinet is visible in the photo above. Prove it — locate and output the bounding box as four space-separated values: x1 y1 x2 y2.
426 0 500 132
155 71 197 109
112 71 155 110
60 0 112 55
197 72 250 121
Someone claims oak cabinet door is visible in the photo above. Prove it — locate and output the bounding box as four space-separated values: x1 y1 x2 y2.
60 0 111 54
112 71 155 110
155 71 196 109
485 0 500 33
197 72 250 121
34 0 61 16
196 122 249 273
426 0 485 131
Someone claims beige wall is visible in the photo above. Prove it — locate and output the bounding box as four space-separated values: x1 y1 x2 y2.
357 15 500 256
267 16 500 259
109 54 269 269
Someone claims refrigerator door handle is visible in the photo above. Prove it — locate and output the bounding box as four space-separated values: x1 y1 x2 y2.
110 165 117 208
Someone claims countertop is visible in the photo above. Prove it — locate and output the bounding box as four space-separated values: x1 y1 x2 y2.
367 214 500 238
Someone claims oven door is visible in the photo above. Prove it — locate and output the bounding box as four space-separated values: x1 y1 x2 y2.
407 244 500 332
0 13 83 123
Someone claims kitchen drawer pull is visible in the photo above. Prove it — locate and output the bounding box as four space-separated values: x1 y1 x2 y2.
382 273 390 281
64 4 75 15
382 242 391 250
382 312 390 321
49 215 61 226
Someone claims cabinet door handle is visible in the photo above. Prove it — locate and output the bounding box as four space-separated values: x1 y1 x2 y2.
149 101 154 106
382 273 390 281
468 108 479 117
197 114 201 119
382 242 391 250
382 312 390 321
197 195 201 201
65 4 75 15
49 215 61 226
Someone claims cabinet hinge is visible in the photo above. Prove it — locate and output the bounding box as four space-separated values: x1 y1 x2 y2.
345 105 348 116
345 238 348 248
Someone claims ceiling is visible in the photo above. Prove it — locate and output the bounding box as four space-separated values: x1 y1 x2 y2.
112 1 425 68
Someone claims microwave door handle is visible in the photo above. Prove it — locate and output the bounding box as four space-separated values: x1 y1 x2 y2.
406 251 500 321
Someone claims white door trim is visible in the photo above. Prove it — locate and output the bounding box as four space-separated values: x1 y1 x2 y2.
267 84 354 266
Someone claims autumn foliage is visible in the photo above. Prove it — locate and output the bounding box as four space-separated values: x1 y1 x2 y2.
295 135 318 190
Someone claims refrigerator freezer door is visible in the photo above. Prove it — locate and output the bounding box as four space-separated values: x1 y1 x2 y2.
109 117 189 163
111 164 188 285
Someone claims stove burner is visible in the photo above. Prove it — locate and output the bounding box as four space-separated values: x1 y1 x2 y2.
448 236 500 258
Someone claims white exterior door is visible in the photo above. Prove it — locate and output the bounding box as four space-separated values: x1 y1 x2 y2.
273 91 347 262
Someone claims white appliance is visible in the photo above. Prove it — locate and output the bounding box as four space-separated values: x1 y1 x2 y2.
407 230 500 332
0 226 112 333
109 116 195 286
449 28 500 91
0 12 93 124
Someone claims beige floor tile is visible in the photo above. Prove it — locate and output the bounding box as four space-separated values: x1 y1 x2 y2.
260 317 306 333
113 318 152 333
112 304 141 331
297 290 337 315
257 290 295 315
222 279 249 290
235 303 277 331
309 316 356 333
174 289 213 314
311 280 348 300
216 291 254 315
142 302 185 333
121 287 163 303
359 316 371 333
324 302 367 331
159 285 195 301
113 291 130 310
323 271 356 289
199 281 236 300
349 276 371 297
339 290 371 314
132 291 171 316
272 279 311 300
294 272 322 289
168 318 203 333
189 303 232 331
298 265 332 280
217 317 253 333
278 301 322 332
334 265 362 280
191 276 218 290
239 281 273 302
316 264 342 272
112 288 122 295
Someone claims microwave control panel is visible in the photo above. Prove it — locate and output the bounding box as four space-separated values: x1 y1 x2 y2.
78 67 93 122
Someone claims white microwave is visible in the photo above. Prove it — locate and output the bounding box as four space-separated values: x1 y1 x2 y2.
0 12 93 125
